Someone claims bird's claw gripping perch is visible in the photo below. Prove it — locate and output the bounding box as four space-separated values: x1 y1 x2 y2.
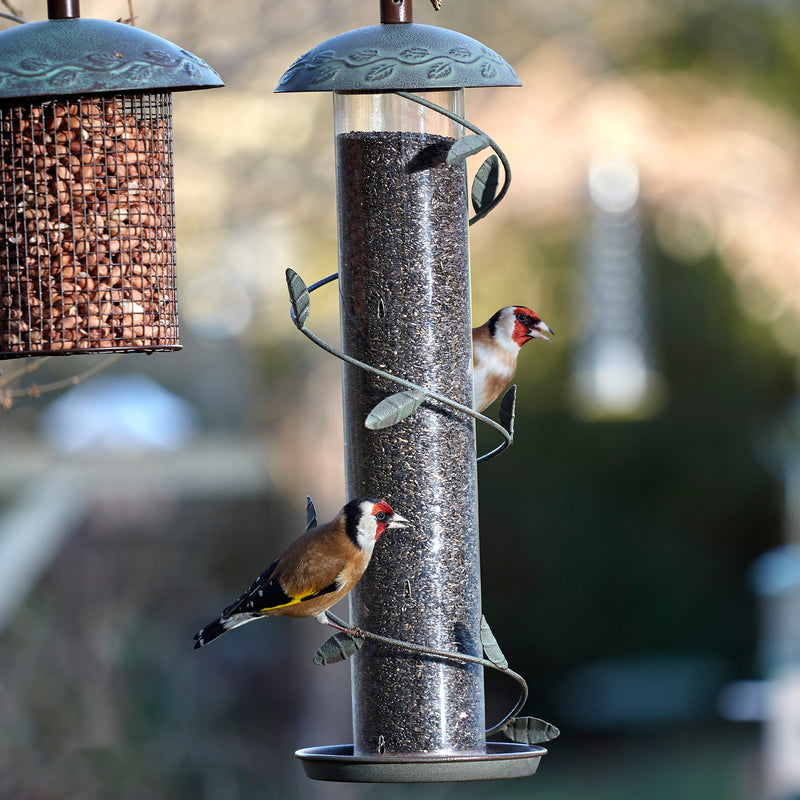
322 611 364 638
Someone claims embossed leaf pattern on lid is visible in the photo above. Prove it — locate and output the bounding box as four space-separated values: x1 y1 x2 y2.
85 53 122 68
19 58 53 72
399 48 433 62
427 61 452 80
311 67 339 86
448 46 473 60
366 63 395 83
349 49 379 64
144 50 180 67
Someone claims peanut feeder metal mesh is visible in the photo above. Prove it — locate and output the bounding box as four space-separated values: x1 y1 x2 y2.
0 1 223 358
0 92 177 357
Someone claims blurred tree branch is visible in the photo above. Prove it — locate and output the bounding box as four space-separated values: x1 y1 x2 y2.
0 356 121 410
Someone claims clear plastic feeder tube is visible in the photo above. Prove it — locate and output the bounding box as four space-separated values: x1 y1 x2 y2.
334 89 485 756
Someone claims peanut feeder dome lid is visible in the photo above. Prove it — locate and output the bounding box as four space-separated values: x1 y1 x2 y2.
0 7 223 100
275 22 520 93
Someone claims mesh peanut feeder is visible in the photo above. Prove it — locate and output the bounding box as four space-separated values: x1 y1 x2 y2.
0 0 222 358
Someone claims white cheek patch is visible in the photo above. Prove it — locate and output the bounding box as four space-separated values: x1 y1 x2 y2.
355 514 378 551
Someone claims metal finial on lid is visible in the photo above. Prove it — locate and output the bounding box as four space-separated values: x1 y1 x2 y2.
380 0 412 24
48 0 80 19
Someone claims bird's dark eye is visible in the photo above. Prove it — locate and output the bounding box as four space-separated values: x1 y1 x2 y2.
516 312 532 325
375 511 387 522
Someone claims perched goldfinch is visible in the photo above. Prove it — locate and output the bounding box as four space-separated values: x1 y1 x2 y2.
472 306 553 412
193 498 408 649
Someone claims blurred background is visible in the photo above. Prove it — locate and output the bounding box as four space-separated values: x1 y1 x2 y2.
1 0 799 798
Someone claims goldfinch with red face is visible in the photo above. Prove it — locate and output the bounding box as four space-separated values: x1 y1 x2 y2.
472 306 554 412
193 498 408 649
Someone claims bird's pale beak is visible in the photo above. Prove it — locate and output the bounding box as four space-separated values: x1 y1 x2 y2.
388 514 409 530
530 321 554 342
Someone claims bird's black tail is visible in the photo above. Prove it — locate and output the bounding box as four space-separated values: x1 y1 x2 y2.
193 617 227 649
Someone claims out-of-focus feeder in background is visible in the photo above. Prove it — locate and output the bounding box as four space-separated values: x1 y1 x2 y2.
571 155 665 419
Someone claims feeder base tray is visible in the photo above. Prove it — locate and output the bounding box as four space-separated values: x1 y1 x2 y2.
295 742 546 783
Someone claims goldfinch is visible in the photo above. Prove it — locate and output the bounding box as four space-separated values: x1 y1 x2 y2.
193 498 408 648
472 306 553 412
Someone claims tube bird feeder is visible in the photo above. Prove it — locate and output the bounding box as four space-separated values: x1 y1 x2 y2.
279 0 548 782
0 0 222 358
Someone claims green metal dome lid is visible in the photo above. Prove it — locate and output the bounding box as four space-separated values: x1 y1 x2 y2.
275 22 520 94
0 15 223 100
